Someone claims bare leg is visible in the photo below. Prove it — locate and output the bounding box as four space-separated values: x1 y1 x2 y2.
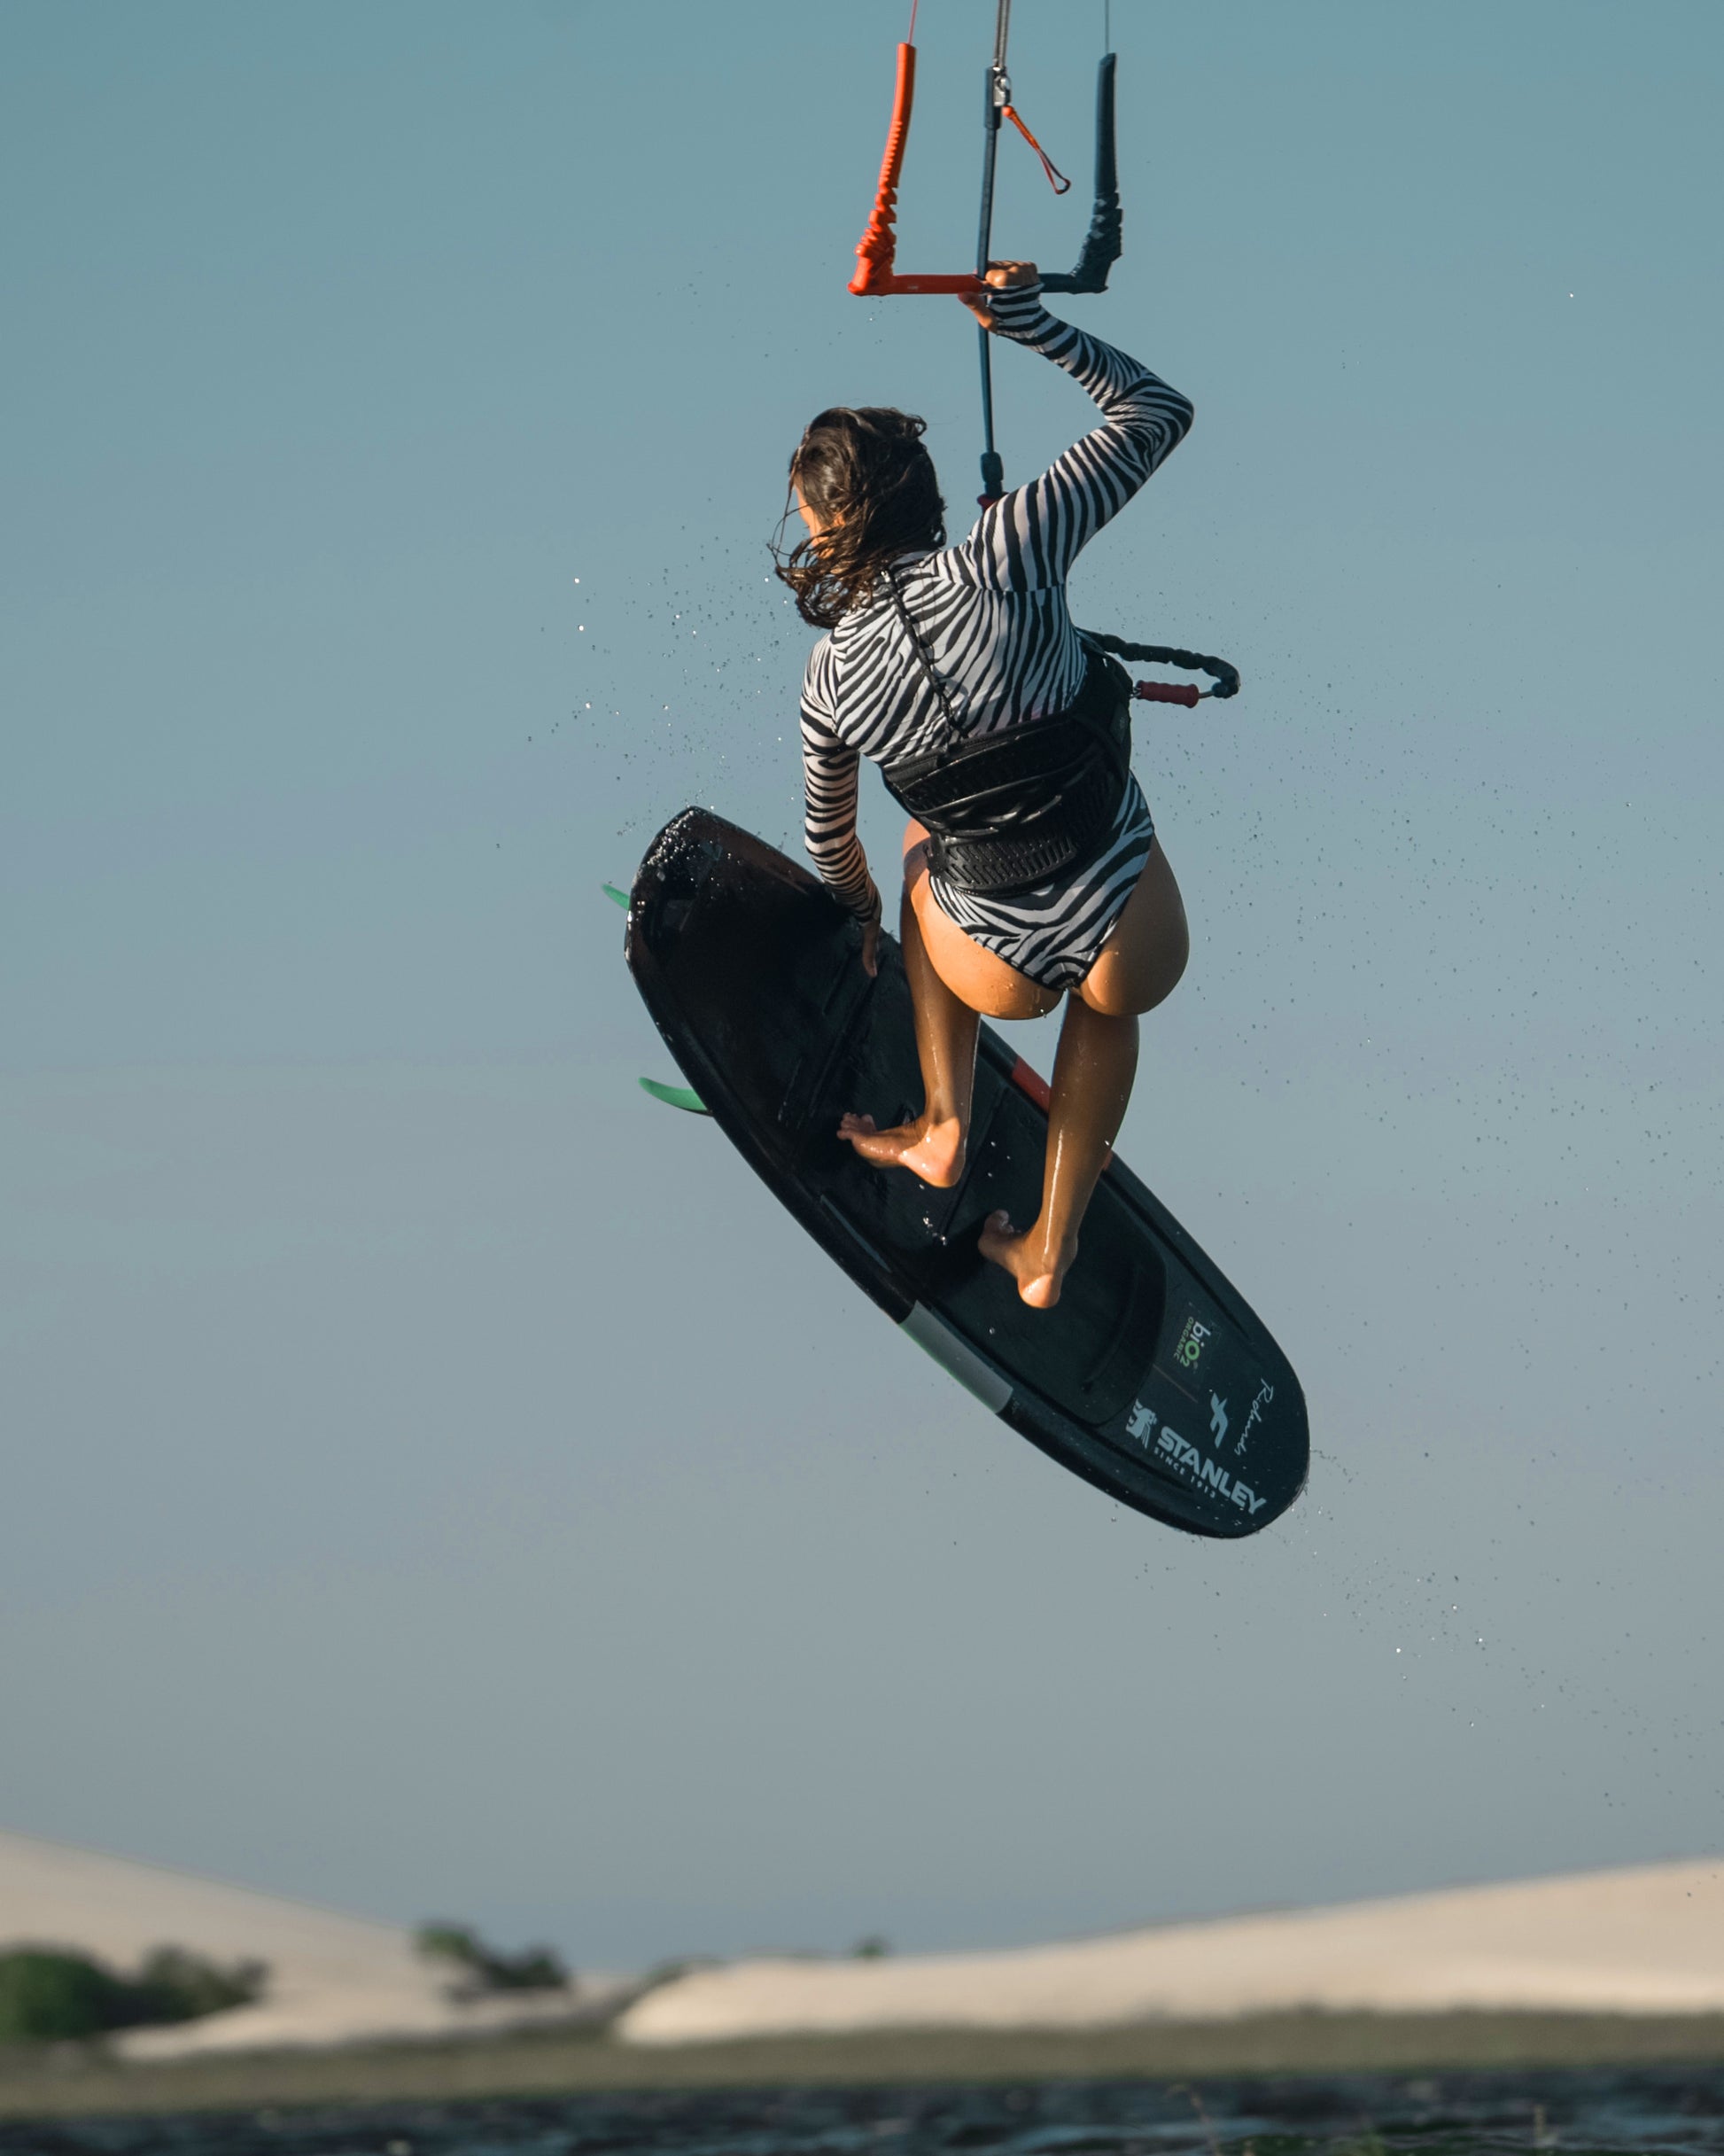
979 999 1138 1307
838 882 980 1188
980 839 1188 1308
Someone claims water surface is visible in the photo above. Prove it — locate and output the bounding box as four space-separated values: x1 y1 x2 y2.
4 2066 1722 2155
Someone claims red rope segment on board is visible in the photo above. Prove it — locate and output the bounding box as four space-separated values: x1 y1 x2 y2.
849 45 983 297
1002 104 1071 193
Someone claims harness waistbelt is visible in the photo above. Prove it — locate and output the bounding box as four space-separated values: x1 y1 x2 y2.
882 644 1134 898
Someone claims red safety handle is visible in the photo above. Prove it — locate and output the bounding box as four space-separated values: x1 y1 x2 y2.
849 45 983 298
1132 681 1202 707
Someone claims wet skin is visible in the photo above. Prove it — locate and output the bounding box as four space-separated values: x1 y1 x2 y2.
812 261 1190 1307
838 821 1188 1308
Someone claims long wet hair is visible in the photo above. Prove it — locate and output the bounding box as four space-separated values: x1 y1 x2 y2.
773 406 947 628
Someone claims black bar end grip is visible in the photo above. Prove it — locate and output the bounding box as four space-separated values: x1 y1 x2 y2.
1040 55 1121 297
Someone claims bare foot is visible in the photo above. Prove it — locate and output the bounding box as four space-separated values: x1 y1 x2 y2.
837 1111 967 1189
978 1209 1076 1309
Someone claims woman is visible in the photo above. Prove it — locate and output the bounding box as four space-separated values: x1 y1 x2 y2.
779 264 1194 1310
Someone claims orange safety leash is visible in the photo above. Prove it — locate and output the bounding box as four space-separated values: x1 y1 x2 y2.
1002 103 1071 193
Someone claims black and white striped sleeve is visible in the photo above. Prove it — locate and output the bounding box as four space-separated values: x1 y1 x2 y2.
967 284 1193 588
800 638 880 923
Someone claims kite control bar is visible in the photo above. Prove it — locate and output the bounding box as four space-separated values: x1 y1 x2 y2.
847 4 1123 502
1080 633 1243 707
848 37 1121 300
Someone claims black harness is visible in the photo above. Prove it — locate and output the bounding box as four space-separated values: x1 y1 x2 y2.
878 564 1135 899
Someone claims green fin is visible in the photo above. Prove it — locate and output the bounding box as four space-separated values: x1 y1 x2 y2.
639 1077 710 1117
602 882 629 910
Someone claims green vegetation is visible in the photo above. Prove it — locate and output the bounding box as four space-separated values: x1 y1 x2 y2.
128 1947 268 2025
414 1924 570 1996
0 1952 120 2043
0 1945 266 2044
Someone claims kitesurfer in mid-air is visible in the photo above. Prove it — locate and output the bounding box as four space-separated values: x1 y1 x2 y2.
777 265 1193 1309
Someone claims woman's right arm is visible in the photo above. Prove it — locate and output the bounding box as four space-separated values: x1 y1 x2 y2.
967 277 1194 587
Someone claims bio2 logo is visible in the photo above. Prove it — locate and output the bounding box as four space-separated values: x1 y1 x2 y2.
1174 1315 1212 1371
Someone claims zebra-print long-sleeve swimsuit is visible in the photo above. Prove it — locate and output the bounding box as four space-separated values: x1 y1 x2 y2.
799 284 1193 992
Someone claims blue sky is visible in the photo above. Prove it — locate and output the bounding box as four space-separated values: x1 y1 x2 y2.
3 0 1720 1967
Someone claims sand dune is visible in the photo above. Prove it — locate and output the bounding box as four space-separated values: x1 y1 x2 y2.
0 1826 591 2058
619 1859 1724 2044
7 1825 1720 2060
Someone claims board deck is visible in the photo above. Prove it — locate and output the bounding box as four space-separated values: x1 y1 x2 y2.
624 807 1308 1537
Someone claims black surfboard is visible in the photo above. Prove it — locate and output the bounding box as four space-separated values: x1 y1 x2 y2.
624 807 1308 1538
